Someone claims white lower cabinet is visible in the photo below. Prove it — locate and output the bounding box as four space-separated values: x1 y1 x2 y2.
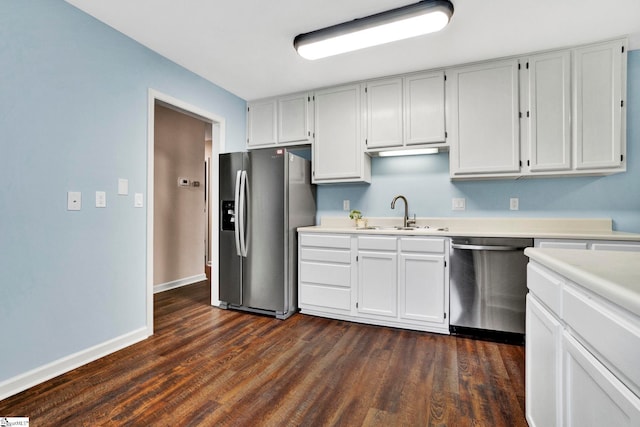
526 261 640 427
298 233 353 315
299 232 449 333
563 332 640 427
357 237 398 319
526 294 563 427
398 238 448 330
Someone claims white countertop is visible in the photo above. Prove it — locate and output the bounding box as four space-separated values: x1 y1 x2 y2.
525 248 640 315
298 217 640 241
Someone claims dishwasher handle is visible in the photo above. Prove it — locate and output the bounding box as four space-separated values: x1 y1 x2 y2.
451 243 527 251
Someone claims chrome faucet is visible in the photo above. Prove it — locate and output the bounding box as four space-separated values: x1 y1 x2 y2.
391 195 415 228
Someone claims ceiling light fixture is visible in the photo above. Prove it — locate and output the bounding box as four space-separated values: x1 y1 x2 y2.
294 0 454 60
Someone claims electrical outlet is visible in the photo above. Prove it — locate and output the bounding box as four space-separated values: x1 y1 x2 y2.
67 191 81 211
510 198 519 211
343 200 350 211
452 198 466 211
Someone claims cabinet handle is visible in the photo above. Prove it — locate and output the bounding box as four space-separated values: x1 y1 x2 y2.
451 243 525 251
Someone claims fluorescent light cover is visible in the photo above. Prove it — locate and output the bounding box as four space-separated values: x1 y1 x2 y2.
377 148 439 157
294 1 454 60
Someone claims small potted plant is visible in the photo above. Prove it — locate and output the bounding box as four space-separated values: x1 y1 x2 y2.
349 209 367 228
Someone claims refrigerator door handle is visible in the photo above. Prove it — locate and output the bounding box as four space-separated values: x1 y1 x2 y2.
234 170 242 256
239 170 249 257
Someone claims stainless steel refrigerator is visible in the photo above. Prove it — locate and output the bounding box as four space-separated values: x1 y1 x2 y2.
219 148 316 319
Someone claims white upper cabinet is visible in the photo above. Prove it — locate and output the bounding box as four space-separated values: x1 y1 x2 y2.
364 71 446 153
278 92 313 144
447 59 521 176
404 71 446 145
447 38 626 180
574 40 626 171
525 50 572 172
247 98 277 147
247 92 313 147
313 84 371 183
365 78 403 149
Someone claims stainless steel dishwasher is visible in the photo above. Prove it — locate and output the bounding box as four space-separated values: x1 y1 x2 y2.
449 237 533 343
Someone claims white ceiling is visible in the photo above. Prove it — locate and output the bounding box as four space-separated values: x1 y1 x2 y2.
66 0 640 101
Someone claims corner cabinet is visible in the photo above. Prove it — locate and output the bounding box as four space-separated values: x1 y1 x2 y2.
312 84 371 183
299 232 449 334
247 92 313 148
447 59 521 176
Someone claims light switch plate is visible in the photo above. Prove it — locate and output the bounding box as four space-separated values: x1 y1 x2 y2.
118 178 129 195
452 198 466 211
134 193 144 208
96 191 106 208
510 198 519 211
67 191 81 211
343 200 350 211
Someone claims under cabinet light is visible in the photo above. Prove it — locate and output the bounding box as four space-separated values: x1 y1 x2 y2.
377 148 440 157
294 0 454 60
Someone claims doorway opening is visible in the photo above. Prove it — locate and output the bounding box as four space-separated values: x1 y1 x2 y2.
146 89 225 333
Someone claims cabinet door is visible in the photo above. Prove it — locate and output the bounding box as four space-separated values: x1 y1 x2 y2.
398 253 445 324
526 295 563 427
404 71 446 145
366 78 403 149
574 40 625 170
448 59 521 175
313 84 369 182
247 98 277 147
278 92 312 144
563 332 640 427
527 51 571 172
357 251 397 318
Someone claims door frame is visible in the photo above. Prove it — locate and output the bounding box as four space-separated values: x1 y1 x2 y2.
147 89 226 333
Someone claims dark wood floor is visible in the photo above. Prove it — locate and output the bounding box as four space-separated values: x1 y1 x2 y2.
0 281 526 426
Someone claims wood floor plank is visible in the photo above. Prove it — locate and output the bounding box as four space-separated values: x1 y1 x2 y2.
0 281 527 426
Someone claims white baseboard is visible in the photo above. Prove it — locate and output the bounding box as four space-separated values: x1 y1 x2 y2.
153 274 207 294
0 326 150 401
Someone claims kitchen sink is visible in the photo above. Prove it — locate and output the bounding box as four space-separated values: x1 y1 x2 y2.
356 225 449 232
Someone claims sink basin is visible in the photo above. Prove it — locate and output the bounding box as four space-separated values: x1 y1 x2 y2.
356 225 450 232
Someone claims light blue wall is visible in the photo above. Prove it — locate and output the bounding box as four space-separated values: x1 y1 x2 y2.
0 0 246 382
318 50 640 233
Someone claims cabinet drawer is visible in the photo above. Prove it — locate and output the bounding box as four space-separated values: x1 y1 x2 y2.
537 240 588 250
300 261 351 288
358 236 397 251
400 237 445 253
300 248 350 264
563 285 640 397
591 243 640 252
300 233 351 249
300 284 350 311
527 262 563 316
